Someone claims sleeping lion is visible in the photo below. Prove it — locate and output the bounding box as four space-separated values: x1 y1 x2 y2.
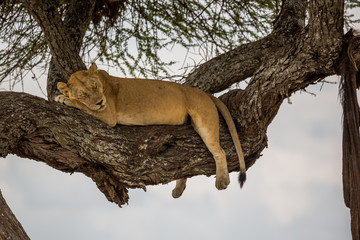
55 63 246 198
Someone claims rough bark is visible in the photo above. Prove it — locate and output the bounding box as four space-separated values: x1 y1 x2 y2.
1 0 359 239
0 190 30 240
47 59 67 101
46 0 96 101
19 0 91 78
339 30 360 240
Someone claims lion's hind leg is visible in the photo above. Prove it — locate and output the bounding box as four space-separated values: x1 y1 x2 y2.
189 108 230 190
172 178 187 198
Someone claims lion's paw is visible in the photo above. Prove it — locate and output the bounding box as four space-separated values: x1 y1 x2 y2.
172 183 186 198
172 188 184 199
55 95 73 107
55 95 67 103
215 173 230 190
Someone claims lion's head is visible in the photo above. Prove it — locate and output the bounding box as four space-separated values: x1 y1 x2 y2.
58 63 107 111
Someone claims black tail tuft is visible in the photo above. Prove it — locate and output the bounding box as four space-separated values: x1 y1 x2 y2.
238 172 246 188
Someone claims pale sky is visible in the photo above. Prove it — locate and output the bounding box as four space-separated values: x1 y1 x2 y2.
1 9 359 239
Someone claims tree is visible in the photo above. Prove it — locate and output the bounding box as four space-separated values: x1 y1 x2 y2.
0 0 359 239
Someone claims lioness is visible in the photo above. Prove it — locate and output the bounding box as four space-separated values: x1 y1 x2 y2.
56 63 246 198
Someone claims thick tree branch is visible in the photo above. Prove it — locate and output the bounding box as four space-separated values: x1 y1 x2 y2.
184 0 308 93
0 92 266 206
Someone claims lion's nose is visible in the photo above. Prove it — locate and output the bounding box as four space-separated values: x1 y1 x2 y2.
96 99 103 106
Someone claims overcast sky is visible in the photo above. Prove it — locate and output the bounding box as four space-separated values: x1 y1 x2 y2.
1 10 359 240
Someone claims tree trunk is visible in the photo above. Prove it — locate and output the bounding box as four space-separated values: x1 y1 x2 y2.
45 0 96 101
0 190 30 240
19 0 92 78
2 0 360 239
338 30 360 240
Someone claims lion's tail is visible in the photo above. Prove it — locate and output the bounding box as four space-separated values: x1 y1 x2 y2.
209 95 246 187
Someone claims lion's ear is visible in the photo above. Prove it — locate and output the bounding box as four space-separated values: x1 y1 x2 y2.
57 82 70 96
89 62 98 74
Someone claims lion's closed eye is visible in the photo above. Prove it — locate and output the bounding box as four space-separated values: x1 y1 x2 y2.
73 89 90 99
80 91 91 98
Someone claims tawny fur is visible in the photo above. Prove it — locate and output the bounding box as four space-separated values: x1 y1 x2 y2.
56 63 246 198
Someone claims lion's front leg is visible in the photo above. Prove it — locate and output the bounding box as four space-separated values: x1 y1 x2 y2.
55 95 84 110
